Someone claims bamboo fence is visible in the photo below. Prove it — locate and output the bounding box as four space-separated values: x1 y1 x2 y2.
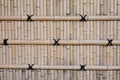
0 0 120 80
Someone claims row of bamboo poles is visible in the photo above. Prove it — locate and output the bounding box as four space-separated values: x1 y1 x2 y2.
0 0 119 16
0 21 120 40
0 0 120 80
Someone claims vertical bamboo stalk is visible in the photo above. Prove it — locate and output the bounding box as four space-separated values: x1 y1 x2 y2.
76 1 80 76
83 0 87 76
66 0 70 15
103 0 107 15
110 20 114 80
110 0 114 15
34 45 38 64
36 0 39 16
0 0 1 16
100 0 104 15
102 21 106 65
0 22 1 40
40 39 44 80
34 22 37 40
113 18 117 80
36 7 40 78
52 0 57 79
16 1 21 40
68 20 71 80
30 0 35 77
114 0 117 15
12 45 18 79
4 0 8 16
38 45 41 80
107 0 110 15
87 20 90 80
1 0 4 16
67 45 71 80
59 0 63 78
30 3 34 63
0 46 3 79
9 0 14 16
106 20 110 80
1 22 4 41
80 0 84 77
11 45 15 64
63 0 67 76
26 0 31 79
44 44 47 80
80 0 83 15
31 21 34 39
0 22 2 65
91 20 95 80
1 23 5 80
46 0 50 16
50 4 54 78
92 0 95 16
25 45 28 79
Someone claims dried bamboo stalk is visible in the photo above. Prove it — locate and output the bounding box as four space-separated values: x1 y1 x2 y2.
0 40 120 45
0 16 120 21
0 65 119 70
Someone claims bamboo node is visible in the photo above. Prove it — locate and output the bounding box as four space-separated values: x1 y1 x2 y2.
3 39 8 45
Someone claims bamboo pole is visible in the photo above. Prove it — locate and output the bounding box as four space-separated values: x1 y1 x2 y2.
0 16 120 21
0 65 119 70
0 40 120 45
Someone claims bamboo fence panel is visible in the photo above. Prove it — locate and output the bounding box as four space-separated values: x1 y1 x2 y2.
0 0 120 80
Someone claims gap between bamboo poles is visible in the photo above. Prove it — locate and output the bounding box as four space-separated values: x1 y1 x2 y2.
0 65 119 70
0 40 120 45
0 16 120 21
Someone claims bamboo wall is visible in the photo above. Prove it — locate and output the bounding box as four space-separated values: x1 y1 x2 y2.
0 0 120 80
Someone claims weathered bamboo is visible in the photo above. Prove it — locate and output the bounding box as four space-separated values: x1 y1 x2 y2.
0 16 120 21
0 40 120 45
0 65 119 70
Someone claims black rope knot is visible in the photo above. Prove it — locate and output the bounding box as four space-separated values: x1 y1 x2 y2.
80 65 86 71
80 15 87 21
3 39 8 45
107 39 113 46
28 64 34 70
27 15 33 21
53 39 60 46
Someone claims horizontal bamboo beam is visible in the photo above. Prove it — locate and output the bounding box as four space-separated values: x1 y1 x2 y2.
0 65 119 70
0 16 120 21
0 40 120 45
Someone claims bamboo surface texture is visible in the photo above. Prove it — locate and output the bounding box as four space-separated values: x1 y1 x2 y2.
0 16 120 21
